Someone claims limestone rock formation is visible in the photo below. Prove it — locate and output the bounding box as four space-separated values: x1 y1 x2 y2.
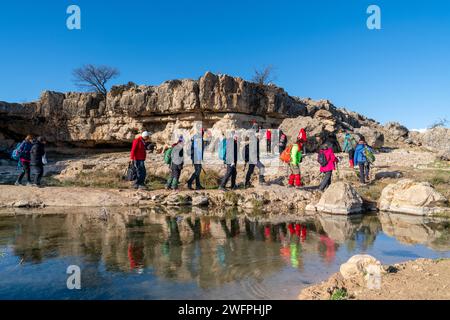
339 254 381 280
306 182 364 214
0 72 308 148
354 126 385 149
384 122 409 140
416 127 450 161
378 179 448 215
1 72 389 152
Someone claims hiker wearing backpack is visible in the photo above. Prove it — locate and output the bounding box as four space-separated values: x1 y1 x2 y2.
30 136 47 187
287 138 303 188
342 133 357 168
219 133 238 191
266 129 272 154
318 141 338 191
14 134 34 186
187 130 205 190
166 136 185 191
242 135 266 188
130 131 151 190
354 137 374 184
298 128 307 155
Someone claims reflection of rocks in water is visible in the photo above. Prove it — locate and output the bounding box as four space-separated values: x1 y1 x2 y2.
379 212 450 251
0 214 68 264
317 214 381 252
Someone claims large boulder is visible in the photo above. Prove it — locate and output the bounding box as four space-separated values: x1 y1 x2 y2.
378 179 448 215
354 126 384 148
306 182 364 214
417 128 450 161
384 122 409 140
279 116 340 152
339 255 381 280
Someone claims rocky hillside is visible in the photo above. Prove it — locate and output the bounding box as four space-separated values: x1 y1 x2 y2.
1 71 448 157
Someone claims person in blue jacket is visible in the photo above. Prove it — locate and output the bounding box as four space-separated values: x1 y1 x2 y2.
353 136 373 184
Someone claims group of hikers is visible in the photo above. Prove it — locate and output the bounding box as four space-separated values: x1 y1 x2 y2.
11 123 374 191
128 124 375 192
11 135 47 187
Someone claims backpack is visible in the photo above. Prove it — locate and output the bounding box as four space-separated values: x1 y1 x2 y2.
317 150 328 167
123 161 137 181
164 147 173 165
11 142 23 161
280 144 293 163
364 147 375 163
218 139 227 161
350 137 357 149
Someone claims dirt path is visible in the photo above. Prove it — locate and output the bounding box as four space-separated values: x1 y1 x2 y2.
299 258 450 300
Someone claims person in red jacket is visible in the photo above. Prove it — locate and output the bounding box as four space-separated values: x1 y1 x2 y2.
130 131 151 189
298 128 307 155
266 129 272 154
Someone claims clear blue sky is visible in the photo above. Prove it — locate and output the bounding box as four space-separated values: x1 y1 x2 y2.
1 0 449 129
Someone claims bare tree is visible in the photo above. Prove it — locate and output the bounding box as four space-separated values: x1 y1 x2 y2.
428 118 448 129
72 64 120 98
251 65 275 85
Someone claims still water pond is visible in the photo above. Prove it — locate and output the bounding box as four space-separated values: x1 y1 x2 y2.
0 208 449 299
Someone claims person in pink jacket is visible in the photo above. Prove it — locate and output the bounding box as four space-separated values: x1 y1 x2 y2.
318 141 339 191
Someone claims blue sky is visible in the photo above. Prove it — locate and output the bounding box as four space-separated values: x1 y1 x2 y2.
1 0 449 129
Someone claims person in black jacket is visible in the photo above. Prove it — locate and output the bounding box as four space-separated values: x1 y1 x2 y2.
243 135 266 188
15 134 34 186
187 131 205 190
219 133 238 191
30 136 47 187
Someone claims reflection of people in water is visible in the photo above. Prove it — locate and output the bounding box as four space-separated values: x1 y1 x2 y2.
163 216 182 254
220 218 240 238
319 235 336 264
284 223 305 269
186 217 202 240
126 217 146 272
128 243 144 271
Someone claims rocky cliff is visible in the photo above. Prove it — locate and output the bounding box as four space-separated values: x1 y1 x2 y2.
1 71 443 155
1 72 313 148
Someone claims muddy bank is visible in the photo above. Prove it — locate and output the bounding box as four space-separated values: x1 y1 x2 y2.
299 258 450 300
0 184 319 213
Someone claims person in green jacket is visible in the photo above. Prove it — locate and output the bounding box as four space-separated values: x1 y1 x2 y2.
342 133 357 168
288 138 303 187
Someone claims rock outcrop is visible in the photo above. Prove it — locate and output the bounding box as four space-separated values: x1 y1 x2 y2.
0 72 309 149
415 127 450 161
378 179 449 215
0 72 388 153
339 255 382 280
353 126 385 149
306 182 364 214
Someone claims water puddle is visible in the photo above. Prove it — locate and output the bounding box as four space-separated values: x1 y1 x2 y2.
0 208 449 299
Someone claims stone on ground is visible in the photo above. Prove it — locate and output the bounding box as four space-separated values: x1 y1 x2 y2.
378 179 448 215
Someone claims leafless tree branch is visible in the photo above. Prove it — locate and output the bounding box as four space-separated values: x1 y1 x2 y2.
72 64 120 98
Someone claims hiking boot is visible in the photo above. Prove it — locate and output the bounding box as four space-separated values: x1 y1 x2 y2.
26 182 33 187
195 186 205 190
14 181 21 186
218 186 227 192
165 185 172 190
231 185 239 190
187 183 194 190
244 184 252 189
287 184 294 188
31 183 38 187
138 185 147 190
